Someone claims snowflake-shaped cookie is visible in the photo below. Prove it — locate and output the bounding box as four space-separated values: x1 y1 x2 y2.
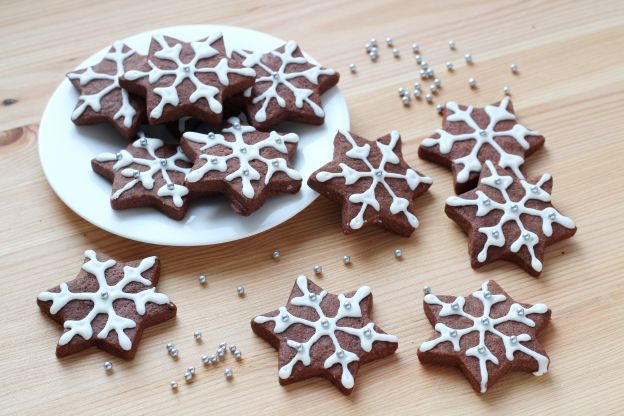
180 115 302 215
419 97 544 194
67 41 146 138
308 130 432 236
37 250 176 359
418 281 551 393
232 41 339 131
446 160 576 276
92 132 192 220
252 275 398 395
121 33 256 125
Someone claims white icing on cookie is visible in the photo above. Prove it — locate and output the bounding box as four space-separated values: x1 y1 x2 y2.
254 275 397 389
315 130 432 230
37 250 170 351
183 116 301 199
124 33 256 120
234 41 335 123
419 280 549 393
421 97 540 183
446 160 576 272
95 132 191 207
68 41 138 128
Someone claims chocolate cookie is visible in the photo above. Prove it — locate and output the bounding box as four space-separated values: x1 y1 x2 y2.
180 115 301 216
37 250 176 359
252 275 398 395
418 280 551 394
67 41 146 139
92 132 193 220
232 41 339 131
445 160 576 276
308 130 432 236
419 97 544 194
121 33 256 125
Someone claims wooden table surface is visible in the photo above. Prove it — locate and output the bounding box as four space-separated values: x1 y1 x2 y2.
2 1 623 414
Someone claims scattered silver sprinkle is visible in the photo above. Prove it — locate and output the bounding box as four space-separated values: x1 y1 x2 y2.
184 371 193 382
229 345 237 353
420 60 429 69
426 68 434 77
234 350 242 359
198 274 207 285
464 53 473 64
188 366 196 375
370 37 378 46
423 285 431 295
170 380 178 390
104 361 113 371
478 346 486 354
414 89 422 98
169 348 179 358
468 77 477 88
342 255 351 265
415 54 422 64
386 37 394 46
510 63 519 73
411 43 420 53
430 84 438 94
419 69 427 79
503 86 511 96
392 48 400 58
394 248 403 258
402 95 411 106
399 87 408 96
201 355 210 364
448 40 456 50
436 104 444 114
272 250 280 259
313 264 322 274
237 286 245 296
446 61 454 71
140 138 148 146
166 342 174 351
364 42 372 52
349 63 357 73
369 51 378 61
167 183 174 190
433 78 441 88
425 93 433 103
194 331 202 341
414 81 422 90
224 368 233 378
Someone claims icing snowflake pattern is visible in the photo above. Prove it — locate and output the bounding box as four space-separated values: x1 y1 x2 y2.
421 97 540 183
124 33 256 119
419 280 549 393
68 41 137 127
236 41 336 123
316 130 432 230
254 275 397 389
37 250 170 351
95 133 191 207
447 160 576 272
183 116 301 199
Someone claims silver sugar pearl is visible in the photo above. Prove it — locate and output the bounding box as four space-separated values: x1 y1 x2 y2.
297 344 304 352
233 122 241 129
446 61 454 71
313 264 322 274
510 335 518 344
272 250 280 259
517 307 525 316
308 292 317 301
272 160 279 167
160 158 167 166
370 47 378 54
364 42 372 52
100 291 109 300
414 82 422 90
343 301 352 309
375 169 383 177
167 183 174 190
511 204 519 213
321 318 329 328
411 43 420 53
464 53 473 64
430 84 438 94
450 330 458 337
336 349 345 358
478 346 486 354
494 178 502 185
184 371 193 382
237 286 245 296
426 68 434 77
349 63 357 73
272 73 279 80
510 63 519 73
363 328 372 338
392 48 400 58
240 146 247 154
140 138 148 146
419 69 427 79
468 78 477 88
234 350 242 359
402 96 411 106
201 355 210 364
420 60 429 69
451 302 460 310
133 171 141 179
492 230 500 238
182 65 190 73
548 212 557 220
166 342 174 351
242 169 249 176
425 93 433 103
188 366 196 375
104 361 113 371
399 87 408 96
281 313 289 322
483 198 491 206
343 255 351 264
433 78 441 87
413 89 422 98
208 132 215 139
210 157 218 165
415 54 423 64
482 317 490 326
194 331 202 341
217 349 226 358
370 38 378 46
479 129 487 136
423 285 431 295
394 248 403 258
169 348 179 358
198 274 207 285
224 368 233 378
448 40 456 50
484 291 491 299
436 104 443 114
385 37 394 46
170 380 178 389
503 86 511 96
369 51 378 61
523 233 531 241
531 185 539 193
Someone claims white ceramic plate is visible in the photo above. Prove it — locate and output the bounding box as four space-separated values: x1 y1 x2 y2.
38 24 349 246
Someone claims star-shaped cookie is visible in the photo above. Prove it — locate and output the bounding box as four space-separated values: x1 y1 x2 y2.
120 32 256 125
180 115 302 216
67 41 146 138
92 132 193 220
232 41 339 131
308 130 432 236
252 275 398 395
37 250 176 359
445 160 576 276
418 280 551 393
419 97 544 194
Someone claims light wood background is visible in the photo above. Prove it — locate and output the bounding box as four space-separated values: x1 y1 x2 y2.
1 0 623 414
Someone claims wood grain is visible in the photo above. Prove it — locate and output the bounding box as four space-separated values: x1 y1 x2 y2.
1 0 623 414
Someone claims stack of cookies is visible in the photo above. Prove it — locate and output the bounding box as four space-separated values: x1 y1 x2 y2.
68 32 339 219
